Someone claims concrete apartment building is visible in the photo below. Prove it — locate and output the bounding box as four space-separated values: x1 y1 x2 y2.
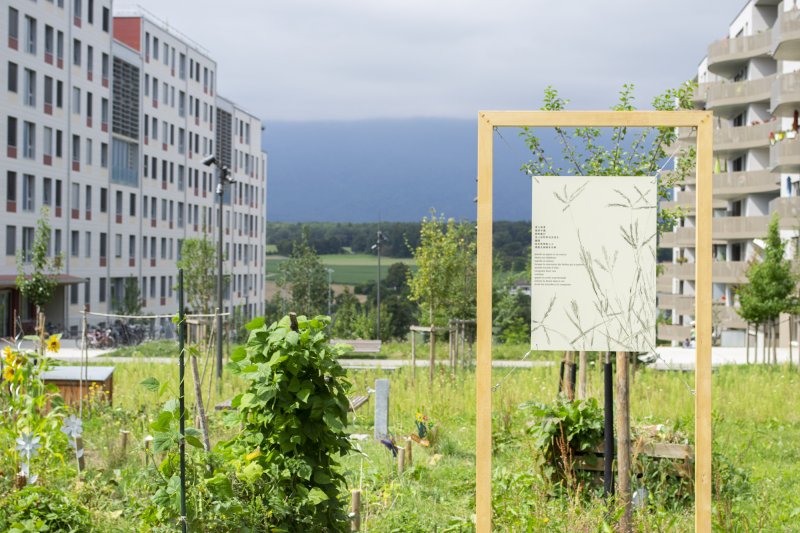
1 1 266 337
659 0 800 347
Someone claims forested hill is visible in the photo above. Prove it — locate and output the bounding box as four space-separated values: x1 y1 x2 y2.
267 221 531 271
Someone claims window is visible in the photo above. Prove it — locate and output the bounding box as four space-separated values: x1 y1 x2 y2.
43 177 52 206
55 130 62 157
84 278 90 305
100 187 107 212
114 234 122 258
87 0 94 24
71 183 79 212
102 7 109 32
55 180 62 210
72 135 80 164
22 174 34 211
5 226 16 256
7 117 17 151
8 62 18 92
70 285 78 305
72 87 81 114
45 25 53 56
22 227 34 262
101 53 108 80
54 229 61 256
163 42 168 65
8 8 19 46
99 278 106 303
73 39 81 66
85 138 92 165
85 231 91 257
25 17 37 55
85 185 91 213
101 97 108 124
23 69 35 107
71 230 79 257
44 76 53 107
179 53 186 79
129 193 136 216
115 190 122 217
145 32 150 59
129 235 135 258
22 122 35 159
56 80 63 107
100 142 108 168
74 0 82 22
6 172 16 205
99 232 106 258
153 37 159 60
86 45 93 76
56 30 63 63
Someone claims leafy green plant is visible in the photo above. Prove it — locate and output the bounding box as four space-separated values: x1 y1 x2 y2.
222 314 354 531
0 485 92 532
522 397 604 481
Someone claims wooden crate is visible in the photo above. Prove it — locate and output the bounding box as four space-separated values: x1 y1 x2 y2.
41 366 115 406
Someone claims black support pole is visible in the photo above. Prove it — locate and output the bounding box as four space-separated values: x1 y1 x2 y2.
178 269 187 533
603 350 614 497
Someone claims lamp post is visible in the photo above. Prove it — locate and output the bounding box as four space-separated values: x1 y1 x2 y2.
371 231 388 340
202 154 234 381
326 268 334 316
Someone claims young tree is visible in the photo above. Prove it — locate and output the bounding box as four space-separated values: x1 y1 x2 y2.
114 276 142 315
331 287 359 338
737 213 798 363
278 231 328 316
16 207 62 318
176 237 217 314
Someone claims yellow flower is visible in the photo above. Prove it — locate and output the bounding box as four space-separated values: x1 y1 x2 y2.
3 346 15 365
2 365 15 382
46 335 61 354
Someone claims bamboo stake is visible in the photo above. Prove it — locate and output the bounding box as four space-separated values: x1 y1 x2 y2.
615 351 631 533
350 490 361 531
578 350 587 400
429 326 435 386
397 447 405 475
411 330 416 381
191 355 212 452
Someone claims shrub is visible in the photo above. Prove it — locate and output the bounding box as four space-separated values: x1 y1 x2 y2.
0 486 93 532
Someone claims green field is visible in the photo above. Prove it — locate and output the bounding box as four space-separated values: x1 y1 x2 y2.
266 253 416 286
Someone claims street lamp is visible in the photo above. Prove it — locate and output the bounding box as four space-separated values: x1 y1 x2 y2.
325 268 334 316
371 230 388 340
202 154 234 381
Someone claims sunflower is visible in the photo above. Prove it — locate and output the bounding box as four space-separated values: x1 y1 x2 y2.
3 346 15 365
2 365 15 382
46 335 61 354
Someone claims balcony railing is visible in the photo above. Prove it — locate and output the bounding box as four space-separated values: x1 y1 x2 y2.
714 122 773 152
706 75 774 110
713 215 771 240
657 324 692 342
708 30 772 73
659 227 695 249
661 190 726 212
658 293 695 314
659 261 748 283
771 71 800 116
769 196 800 226
772 8 800 60
714 170 778 196
770 138 800 171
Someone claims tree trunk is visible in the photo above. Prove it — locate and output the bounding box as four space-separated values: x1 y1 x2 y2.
762 322 767 364
615 351 632 532
745 323 750 365
564 351 574 400
773 320 778 365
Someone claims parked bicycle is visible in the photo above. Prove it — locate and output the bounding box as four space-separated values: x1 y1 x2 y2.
75 326 117 350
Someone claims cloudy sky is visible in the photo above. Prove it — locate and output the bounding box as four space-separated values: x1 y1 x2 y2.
125 0 734 121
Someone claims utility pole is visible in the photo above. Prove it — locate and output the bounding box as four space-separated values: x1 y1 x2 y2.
372 230 387 340
202 155 234 381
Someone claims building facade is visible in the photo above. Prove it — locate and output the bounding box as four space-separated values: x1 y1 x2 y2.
659 0 800 347
1 1 266 337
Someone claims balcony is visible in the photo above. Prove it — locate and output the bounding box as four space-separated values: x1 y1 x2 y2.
717 306 747 329
771 70 800 117
706 75 774 111
693 83 711 106
714 170 778 198
772 8 800 60
770 137 800 171
713 215 771 241
659 227 695 249
714 122 773 153
658 293 695 315
660 261 748 284
657 324 692 343
769 196 800 226
707 30 772 75
656 275 673 293
661 190 726 212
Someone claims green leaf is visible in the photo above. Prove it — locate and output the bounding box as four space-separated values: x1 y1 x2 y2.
313 470 332 484
231 346 247 362
140 377 160 392
185 435 204 448
153 432 177 453
206 473 233 498
246 317 265 331
239 393 256 408
150 411 174 432
307 487 329 505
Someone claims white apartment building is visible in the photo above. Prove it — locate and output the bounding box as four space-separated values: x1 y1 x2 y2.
1 2 267 337
659 0 800 347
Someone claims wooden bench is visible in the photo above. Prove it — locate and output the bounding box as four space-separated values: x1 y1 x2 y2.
575 441 694 477
331 339 382 354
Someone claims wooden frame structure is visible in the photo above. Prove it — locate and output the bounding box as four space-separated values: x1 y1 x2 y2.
476 110 713 532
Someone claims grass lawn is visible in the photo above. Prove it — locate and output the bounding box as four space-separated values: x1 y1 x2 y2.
266 253 416 286
60 357 800 531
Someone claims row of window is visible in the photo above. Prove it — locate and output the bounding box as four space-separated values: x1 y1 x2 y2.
143 30 214 93
8 5 110 60
143 76 212 123
142 115 212 157
7 116 109 168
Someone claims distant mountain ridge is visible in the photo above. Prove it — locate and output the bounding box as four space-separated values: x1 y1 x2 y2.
262 118 553 222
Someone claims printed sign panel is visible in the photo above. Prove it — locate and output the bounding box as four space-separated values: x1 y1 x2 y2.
531 176 657 352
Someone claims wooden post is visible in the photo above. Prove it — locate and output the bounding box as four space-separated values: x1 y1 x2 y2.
410 329 416 381
76 436 86 472
773 320 778 365
578 350 587 400
397 447 405 475
405 439 412 467
144 435 154 466
615 351 631 532
350 490 361 531
564 351 574 400
790 317 794 369
745 323 750 365
119 430 130 457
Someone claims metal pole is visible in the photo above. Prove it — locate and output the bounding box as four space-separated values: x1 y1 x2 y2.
376 232 381 340
216 170 224 380
178 269 187 533
327 268 333 316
